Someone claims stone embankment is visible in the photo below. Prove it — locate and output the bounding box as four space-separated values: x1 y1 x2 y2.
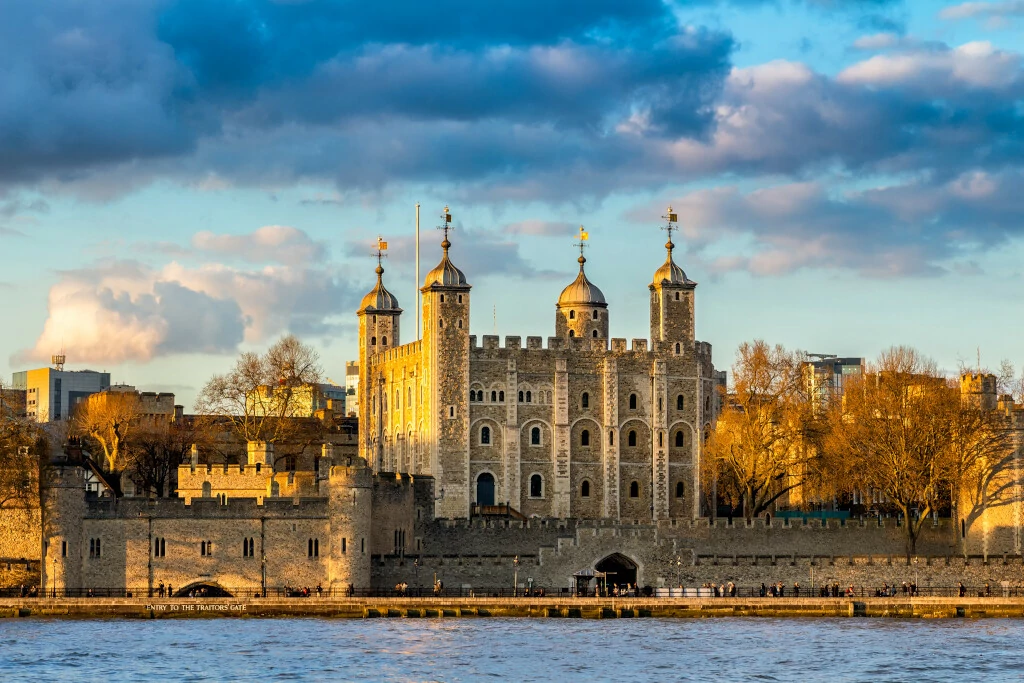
2 597 1024 619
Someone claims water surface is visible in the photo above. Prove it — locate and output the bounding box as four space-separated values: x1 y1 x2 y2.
1 618 1022 682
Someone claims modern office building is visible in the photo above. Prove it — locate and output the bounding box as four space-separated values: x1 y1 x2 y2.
12 357 111 422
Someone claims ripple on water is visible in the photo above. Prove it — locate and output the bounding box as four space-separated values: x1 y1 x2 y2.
1 618 1024 682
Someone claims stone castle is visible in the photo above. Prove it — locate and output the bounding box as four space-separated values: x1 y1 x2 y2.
357 221 722 522
7 213 1024 597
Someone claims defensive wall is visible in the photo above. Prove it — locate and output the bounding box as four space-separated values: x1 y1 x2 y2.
371 516 1024 592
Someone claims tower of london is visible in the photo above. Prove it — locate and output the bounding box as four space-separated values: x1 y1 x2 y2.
357 216 722 521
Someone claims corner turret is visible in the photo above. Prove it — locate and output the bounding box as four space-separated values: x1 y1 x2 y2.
556 226 608 343
650 206 696 354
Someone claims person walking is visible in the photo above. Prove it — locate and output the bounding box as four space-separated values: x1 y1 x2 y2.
958 582 966 598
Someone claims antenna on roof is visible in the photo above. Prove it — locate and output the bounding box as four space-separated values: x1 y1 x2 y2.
52 353 66 372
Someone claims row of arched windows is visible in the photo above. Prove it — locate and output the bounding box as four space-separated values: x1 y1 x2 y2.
470 389 505 402
480 426 688 448
567 329 600 338
481 474 685 502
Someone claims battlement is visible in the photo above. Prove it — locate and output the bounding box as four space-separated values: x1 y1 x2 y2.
462 333 709 358
83 495 331 518
370 340 423 365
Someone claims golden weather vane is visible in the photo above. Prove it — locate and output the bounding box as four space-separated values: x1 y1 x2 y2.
574 224 590 258
661 205 678 243
438 205 452 244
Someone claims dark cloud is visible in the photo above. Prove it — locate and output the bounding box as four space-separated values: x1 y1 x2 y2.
635 168 1024 277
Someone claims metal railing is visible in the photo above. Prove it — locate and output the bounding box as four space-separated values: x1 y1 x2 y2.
3 585 1018 600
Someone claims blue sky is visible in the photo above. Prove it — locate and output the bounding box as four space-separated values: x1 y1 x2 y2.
2 0 1024 409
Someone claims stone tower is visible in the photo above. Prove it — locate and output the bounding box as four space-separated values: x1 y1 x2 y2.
41 457 87 596
326 460 373 593
555 249 608 342
420 219 471 518
961 373 998 411
650 210 696 354
357 257 401 470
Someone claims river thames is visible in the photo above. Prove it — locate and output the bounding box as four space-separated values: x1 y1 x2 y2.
2 617 1023 681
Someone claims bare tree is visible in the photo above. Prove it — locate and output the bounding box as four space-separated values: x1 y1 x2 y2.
827 346 955 557
194 335 323 448
74 390 142 489
129 417 211 497
945 396 1022 555
0 412 42 511
704 341 813 522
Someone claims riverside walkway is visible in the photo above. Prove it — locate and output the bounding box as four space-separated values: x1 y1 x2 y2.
2 596 1024 619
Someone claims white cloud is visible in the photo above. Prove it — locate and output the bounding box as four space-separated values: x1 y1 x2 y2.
191 225 326 266
838 41 1022 91
15 228 355 365
940 1 1024 20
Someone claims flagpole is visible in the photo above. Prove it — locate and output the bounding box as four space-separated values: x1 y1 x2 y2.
416 203 421 341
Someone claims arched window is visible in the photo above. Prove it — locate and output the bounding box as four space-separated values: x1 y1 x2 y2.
675 292 680 301
629 394 637 410
677 394 684 410
438 318 444 328
499 391 505 402
530 474 543 498
491 390 497 402
202 481 212 498
581 480 590 497
371 336 377 345
569 310 576 319
581 429 590 446
629 481 639 498
546 391 552 403
481 426 491 445
526 391 532 403
581 392 589 408
458 319 463 329
568 330 575 338
675 482 684 499
518 390 524 402
675 431 684 447
628 430 637 447
592 330 598 338
705 396 711 412
609 431 614 446
531 426 541 445
658 432 663 447
592 310 598 319
440 294 445 303
382 336 387 345
675 342 680 354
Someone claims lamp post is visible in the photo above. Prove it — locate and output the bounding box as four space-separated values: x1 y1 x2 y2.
414 559 420 597
52 555 57 598
261 554 267 598
513 556 520 597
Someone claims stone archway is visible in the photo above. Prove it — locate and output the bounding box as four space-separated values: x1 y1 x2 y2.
175 582 234 598
596 553 638 588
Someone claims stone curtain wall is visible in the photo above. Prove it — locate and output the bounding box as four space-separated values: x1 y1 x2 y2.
372 517 1002 592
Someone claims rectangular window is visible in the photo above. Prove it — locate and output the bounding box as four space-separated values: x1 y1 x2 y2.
361 538 365 554
341 538 347 553
62 541 67 558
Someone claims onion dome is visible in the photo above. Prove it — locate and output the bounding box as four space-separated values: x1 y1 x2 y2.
360 263 400 311
558 254 606 306
423 233 468 287
652 236 694 286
